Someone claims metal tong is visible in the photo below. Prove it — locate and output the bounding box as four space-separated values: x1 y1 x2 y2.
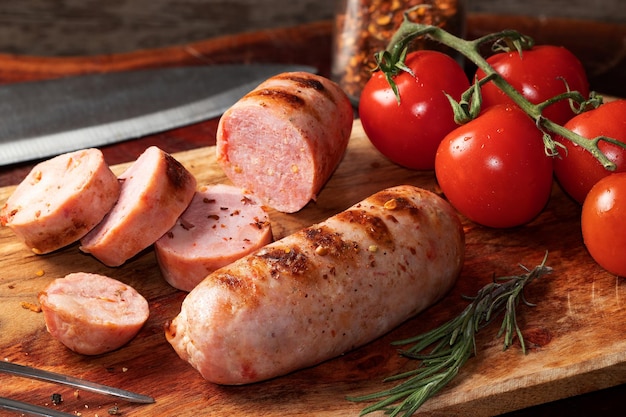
0 360 154 417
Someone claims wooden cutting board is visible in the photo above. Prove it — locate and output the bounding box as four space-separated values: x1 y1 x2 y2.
1 119 625 417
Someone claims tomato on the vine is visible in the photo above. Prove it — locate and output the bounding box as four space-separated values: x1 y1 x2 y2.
581 172 626 277
475 45 589 125
553 99 626 204
435 104 553 228
359 50 470 170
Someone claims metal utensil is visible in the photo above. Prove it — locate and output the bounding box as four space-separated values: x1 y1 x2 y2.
0 396 86 417
0 63 316 166
0 361 154 404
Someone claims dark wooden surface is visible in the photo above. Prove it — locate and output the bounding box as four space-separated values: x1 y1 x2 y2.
0 0 623 56
1 14 626 417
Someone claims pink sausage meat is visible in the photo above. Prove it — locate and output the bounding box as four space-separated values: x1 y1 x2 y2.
0 148 120 254
216 71 353 213
165 185 465 385
80 146 196 266
38 273 149 355
155 184 273 292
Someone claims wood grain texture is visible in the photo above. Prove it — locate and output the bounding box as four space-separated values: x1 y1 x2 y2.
1 120 626 417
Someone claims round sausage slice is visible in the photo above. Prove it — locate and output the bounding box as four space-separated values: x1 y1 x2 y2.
0 148 120 254
165 185 465 384
80 146 197 267
38 273 149 355
216 71 353 213
155 184 273 292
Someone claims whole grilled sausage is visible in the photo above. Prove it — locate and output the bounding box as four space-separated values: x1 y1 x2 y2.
215 71 353 213
165 185 465 384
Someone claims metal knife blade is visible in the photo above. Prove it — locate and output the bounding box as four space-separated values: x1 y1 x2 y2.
0 63 316 166
0 361 154 404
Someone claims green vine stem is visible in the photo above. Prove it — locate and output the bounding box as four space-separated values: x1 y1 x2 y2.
378 14 623 171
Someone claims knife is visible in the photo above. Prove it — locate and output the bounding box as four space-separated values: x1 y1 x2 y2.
0 360 154 404
0 63 316 166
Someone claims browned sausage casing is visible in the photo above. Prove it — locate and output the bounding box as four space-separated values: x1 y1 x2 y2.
216 71 353 213
165 185 465 385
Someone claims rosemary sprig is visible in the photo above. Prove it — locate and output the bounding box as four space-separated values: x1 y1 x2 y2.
348 254 552 417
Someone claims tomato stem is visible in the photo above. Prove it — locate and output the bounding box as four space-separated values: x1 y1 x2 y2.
381 15 620 171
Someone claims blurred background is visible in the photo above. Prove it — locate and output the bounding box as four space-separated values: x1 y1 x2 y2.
0 0 623 56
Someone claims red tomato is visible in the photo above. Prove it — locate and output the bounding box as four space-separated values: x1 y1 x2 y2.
581 172 626 276
553 99 626 204
435 105 553 228
359 50 470 170
475 45 589 125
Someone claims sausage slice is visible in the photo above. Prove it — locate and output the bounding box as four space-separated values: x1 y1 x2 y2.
165 185 465 384
216 72 353 213
0 148 120 254
38 273 149 355
155 184 272 292
80 146 196 266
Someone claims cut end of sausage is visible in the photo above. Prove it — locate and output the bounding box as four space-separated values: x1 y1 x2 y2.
217 110 318 213
155 184 273 292
0 148 120 254
38 272 149 356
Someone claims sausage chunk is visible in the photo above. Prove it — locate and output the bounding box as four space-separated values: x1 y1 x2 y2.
216 72 353 213
155 184 273 292
80 146 196 266
165 185 465 384
38 273 149 355
0 148 120 254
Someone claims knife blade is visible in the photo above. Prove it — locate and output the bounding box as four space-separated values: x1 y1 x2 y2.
0 360 154 404
0 63 316 166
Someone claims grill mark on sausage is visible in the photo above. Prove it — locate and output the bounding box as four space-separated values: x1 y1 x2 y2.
256 246 311 279
335 209 395 251
249 88 306 108
303 226 360 260
164 152 194 191
274 73 336 105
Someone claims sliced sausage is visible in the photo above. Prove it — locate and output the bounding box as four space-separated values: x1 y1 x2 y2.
80 146 196 267
165 185 465 385
216 71 353 213
155 183 273 292
0 148 120 254
38 272 149 355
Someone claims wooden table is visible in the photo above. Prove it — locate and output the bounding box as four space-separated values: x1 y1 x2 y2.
1 14 626 417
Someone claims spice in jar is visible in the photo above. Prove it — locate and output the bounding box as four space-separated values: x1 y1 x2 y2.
332 0 466 104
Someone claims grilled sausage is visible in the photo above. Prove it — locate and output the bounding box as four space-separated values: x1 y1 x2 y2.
165 185 465 384
80 146 196 266
155 183 273 292
38 272 149 355
0 148 120 254
215 71 353 213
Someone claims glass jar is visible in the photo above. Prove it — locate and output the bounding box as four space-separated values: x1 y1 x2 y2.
332 0 466 105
